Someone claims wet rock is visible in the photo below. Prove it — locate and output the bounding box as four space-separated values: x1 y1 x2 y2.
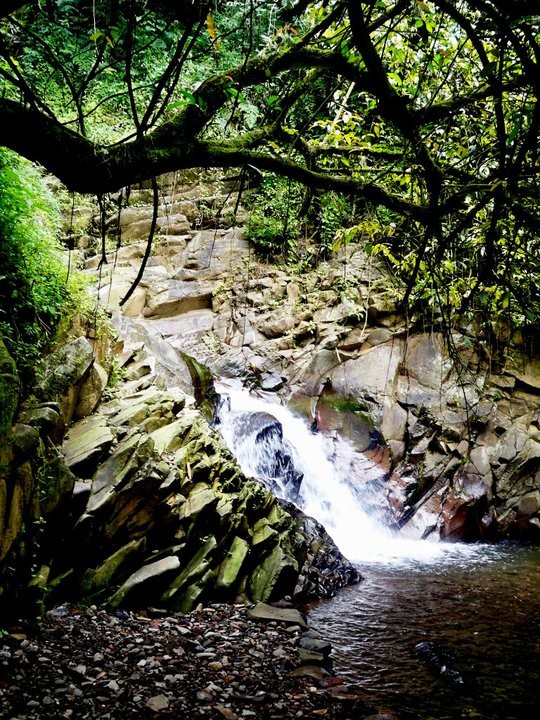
415 641 465 685
297 635 332 664
248 545 298 603
246 603 308 629
260 373 284 392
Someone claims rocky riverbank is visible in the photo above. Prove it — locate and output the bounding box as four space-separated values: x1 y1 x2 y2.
0 603 378 720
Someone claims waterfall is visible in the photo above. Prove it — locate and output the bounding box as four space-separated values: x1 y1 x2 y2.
214 379 458 564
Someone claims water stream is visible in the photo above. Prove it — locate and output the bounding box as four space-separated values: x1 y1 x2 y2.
214 380 540 719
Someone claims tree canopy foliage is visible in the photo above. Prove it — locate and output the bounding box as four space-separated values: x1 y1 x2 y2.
2 0 540 329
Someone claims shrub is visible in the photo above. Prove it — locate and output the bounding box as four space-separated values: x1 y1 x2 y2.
0 148 69 380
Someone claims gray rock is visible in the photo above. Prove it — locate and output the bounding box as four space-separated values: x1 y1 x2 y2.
63 416 115 474
108 556 181 607
246 602 308 628
75 362 109 419
143 280 214 319
35 337 95 424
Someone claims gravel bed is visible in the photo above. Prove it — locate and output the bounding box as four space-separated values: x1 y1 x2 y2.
0 604 379 720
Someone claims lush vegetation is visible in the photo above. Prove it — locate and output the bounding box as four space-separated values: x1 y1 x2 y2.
1 1 540 335
0 149 72 379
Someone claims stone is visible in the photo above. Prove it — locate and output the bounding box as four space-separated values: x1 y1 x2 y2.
0 334 20 434
216 536 250 591
296 350 340 396
496 427 528 463
298 635 332 663
39 456 76 517
143 280 214 319
150 417 191 455
110 315 197 394
161 536 217 606
123 287 147 317
19 404 63 439
121 218 154 241
469 446 491 476
178 484 219 521
404 333 452 390
508 357 540 391
515 490 540 516
156 213 190 235
75 362 109 418
337 327 367 351
10 424 40 456
259 373 284 392
0 481 25 562
81 538 147 595
381 400 407 443
35 337 95 424
181 227 249 278
251 521 278 552
87 433 155 512
108 556 181 607
364 327 394 348
148 310 215 343
259 312 295 338
146 694 170 711
62 416 115 474
248 545 297 603
246 602 308 629
329 341 403 421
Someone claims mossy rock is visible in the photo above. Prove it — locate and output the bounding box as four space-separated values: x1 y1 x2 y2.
216 535 250 591
0 335 20 435
38 455 76 517
80 537 147 597
178 351 217 419
248 544 298 603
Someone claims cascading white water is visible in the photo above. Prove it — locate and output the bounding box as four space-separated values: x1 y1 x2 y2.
214 379 476 564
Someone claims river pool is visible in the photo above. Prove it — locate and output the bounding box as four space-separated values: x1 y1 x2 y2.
308 544 540 719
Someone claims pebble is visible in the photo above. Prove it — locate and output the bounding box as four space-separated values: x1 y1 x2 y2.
0 603 374 719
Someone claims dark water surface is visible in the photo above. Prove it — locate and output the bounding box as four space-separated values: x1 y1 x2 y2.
308 545 540 719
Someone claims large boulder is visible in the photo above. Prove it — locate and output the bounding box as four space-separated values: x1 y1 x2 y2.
35 337 95 425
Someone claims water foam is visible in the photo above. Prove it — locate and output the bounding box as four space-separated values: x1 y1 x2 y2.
214 380 481 565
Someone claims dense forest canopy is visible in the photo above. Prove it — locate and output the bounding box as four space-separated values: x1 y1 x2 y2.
1 0 540 330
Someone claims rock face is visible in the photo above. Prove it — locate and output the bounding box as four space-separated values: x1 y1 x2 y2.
0 331 112 618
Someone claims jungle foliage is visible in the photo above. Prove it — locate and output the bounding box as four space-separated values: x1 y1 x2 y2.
1 1 540 332
0 148 71 378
